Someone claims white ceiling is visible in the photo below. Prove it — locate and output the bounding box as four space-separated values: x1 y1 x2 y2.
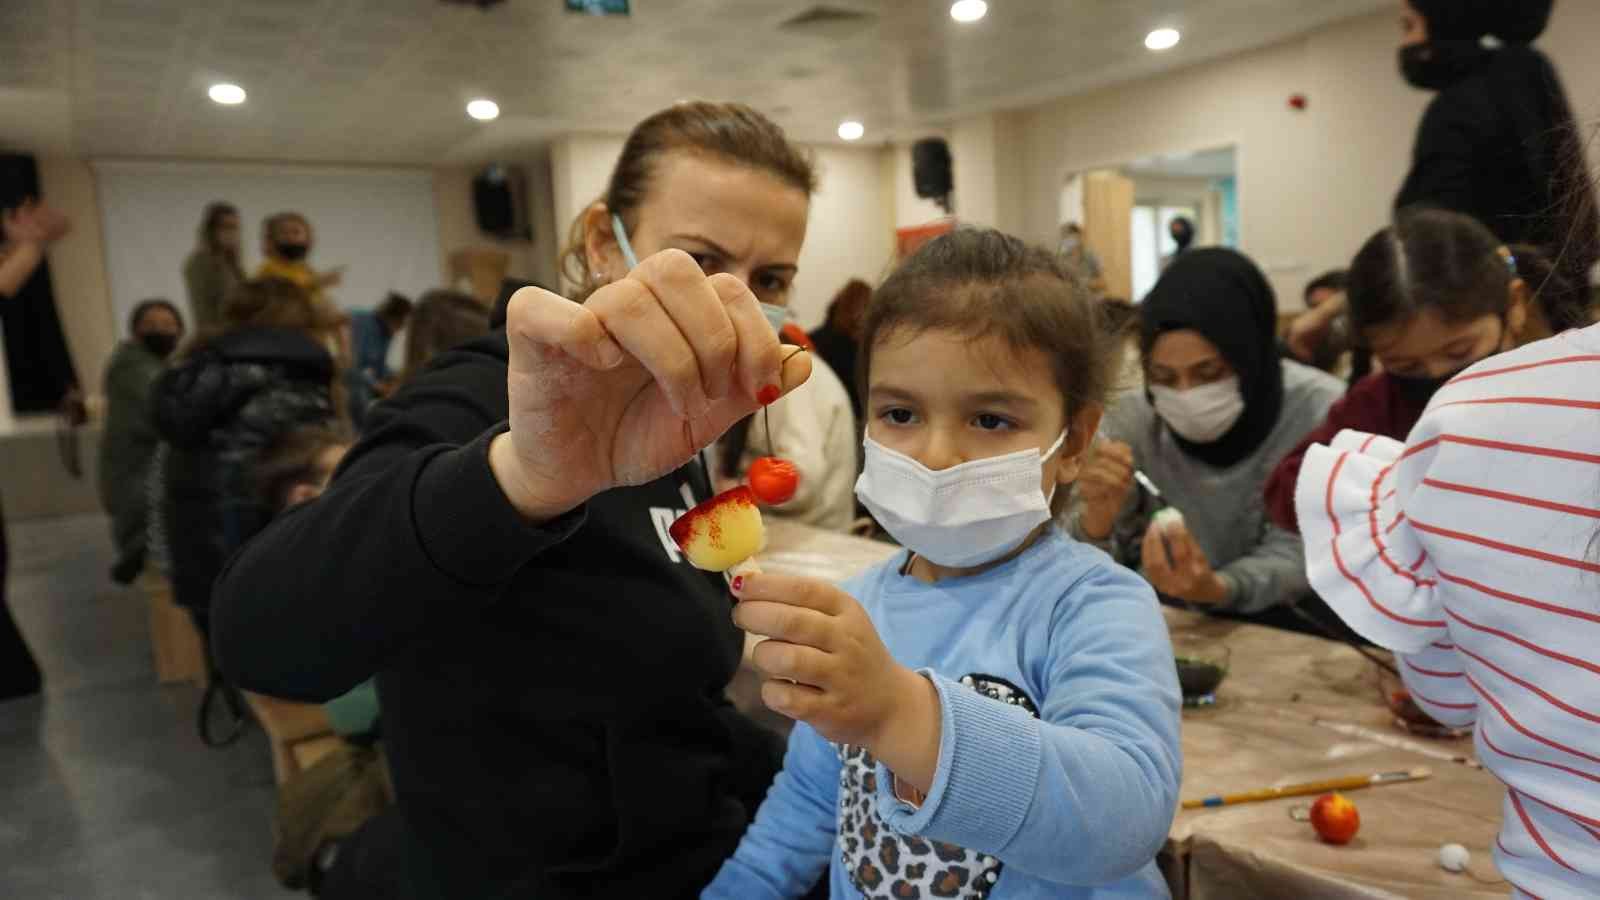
0 0 1389 165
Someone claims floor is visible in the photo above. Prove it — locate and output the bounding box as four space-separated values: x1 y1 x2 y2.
0 513 290 899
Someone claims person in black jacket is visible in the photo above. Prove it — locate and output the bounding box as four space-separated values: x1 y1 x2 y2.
1395 0 1598 317
213 102 820 900
152 276 347 635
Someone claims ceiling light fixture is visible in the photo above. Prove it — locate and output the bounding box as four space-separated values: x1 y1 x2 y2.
1145 28 1180 51
208 83 246 105
837 120 865 141
466 99 500 121
950 0 987 24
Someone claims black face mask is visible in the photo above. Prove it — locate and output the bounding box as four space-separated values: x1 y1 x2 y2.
139 332 179 360
275 241 310 262
1387 319 1510 407
1398 41 1493 91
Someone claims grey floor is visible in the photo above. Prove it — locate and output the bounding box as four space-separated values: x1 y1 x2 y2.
1 514 291 899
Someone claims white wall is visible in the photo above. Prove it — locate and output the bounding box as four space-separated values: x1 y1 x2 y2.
433 153 560 293
1014 4 1600 311
548 135 894 329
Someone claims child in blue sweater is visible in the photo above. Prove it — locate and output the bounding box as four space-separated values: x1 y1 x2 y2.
707 228 1182 899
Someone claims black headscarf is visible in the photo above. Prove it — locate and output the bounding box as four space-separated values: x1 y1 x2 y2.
1139 248 1284 469
1410 0 1552 42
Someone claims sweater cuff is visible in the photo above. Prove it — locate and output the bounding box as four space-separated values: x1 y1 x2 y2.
876 670 1042 851
412 424 587 589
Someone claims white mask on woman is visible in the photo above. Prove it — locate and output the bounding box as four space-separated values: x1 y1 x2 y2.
1149 376 1245 443
854 431 1066 568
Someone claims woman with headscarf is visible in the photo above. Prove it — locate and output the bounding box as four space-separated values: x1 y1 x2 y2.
1072 249 1346 634
1395 0 1597 313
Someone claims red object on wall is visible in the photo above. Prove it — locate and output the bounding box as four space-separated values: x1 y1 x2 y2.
1289 93 1308 111
895 218 956 260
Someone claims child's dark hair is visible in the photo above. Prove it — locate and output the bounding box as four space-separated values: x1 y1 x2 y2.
254 423 353 513
1347 208 1547 340
860 227 1114 423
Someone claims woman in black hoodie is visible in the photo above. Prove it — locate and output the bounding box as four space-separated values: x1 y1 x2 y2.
152 276 347 637
213 102 819 899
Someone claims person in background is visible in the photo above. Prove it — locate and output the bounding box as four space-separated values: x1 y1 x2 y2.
1163 216 1196 269
211 101 820 899
1296 321 1600 899
346 292 413 427
1057 220 1106 295
397 289 489 382
151 277 347 641
1266 209 1567 536
0 197 70 703
1072 248 1346 636
99 298 185 584
257 212 343 304
808 278 870 418
1393 0 1597 317
182 202 243 331
1279 270 1351 374
717 322 857 533
707 228 1179 899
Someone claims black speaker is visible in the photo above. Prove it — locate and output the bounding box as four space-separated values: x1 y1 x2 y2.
911 138 953 210
472 165 516 236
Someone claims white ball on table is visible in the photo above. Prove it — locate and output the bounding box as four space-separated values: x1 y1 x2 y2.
1438 842 1470 873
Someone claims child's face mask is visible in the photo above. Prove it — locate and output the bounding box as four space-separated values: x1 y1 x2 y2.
854 430 1067 568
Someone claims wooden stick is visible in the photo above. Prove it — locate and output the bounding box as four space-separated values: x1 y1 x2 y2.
1182 767 1431 810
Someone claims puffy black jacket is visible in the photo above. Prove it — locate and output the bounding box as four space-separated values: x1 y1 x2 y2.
152 327 337 624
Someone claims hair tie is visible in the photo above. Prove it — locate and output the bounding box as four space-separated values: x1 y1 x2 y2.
1496 245 1518 277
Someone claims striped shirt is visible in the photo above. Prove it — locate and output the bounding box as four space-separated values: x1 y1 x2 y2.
1296 323 1600 900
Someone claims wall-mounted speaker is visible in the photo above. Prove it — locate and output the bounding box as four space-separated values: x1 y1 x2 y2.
472 164 532 240
911 138 953 212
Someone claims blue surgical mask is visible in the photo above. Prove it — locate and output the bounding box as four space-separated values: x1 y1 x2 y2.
613 213 789 338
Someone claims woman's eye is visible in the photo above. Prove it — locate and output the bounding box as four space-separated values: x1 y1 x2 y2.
974 413 1013 431
881 408 916 426
689 254 721 275
756 273 790 294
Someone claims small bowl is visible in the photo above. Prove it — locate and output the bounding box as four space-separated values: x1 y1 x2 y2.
1377 668 1469 738
1172 635 1231 707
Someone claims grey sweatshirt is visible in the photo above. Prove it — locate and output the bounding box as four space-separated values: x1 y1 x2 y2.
1071 360 1344 615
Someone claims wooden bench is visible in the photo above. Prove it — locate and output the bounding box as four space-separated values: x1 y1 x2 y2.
243 691 344 785
138 571 208 686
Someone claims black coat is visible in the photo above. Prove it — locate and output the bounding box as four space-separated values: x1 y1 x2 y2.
152 327 336 622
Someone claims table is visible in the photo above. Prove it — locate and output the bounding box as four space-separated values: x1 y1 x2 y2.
750 522 1510 899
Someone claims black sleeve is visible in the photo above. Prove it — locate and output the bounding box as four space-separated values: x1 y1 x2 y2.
1395 90 1488 216
210 344 587 702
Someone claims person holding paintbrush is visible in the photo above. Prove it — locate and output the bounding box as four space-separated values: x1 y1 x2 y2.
1070 249 1348 638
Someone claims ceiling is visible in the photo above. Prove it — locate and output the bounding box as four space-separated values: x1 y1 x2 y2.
1123 145 1237 180
0 0 1389 165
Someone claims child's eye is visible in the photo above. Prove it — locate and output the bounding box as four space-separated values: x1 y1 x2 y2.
973 413 1014 431
879 407 917 426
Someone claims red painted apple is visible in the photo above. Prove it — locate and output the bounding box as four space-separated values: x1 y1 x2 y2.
1310 792 1361 845
748 456 799 505
669 486 765 572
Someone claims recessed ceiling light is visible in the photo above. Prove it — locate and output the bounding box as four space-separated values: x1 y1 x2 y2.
466 99 500 121
208 83 246 105
1145 28 1181 51
950 0 987 24
838 120 865 141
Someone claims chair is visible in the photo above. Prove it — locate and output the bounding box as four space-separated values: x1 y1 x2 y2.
243 691 343 785
138 571 208 686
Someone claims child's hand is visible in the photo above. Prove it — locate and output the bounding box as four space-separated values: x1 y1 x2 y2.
1141 519 1230 606
732 572 942 792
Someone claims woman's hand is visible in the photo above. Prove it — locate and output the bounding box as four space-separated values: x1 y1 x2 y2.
491 249 811 520
731 572 941 793
1285 293 1345 362
3 199 70 247
1141 519 1230 605
1078 439 1134 540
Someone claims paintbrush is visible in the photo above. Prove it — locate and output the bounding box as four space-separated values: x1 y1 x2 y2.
1182 767 1431 810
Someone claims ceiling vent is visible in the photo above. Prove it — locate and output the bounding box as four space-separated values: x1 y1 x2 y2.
779 5 876 38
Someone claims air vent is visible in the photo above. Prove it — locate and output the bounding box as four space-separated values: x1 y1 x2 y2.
779 5 876 37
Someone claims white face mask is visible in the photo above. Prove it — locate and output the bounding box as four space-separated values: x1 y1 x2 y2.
761 302 789 337
1149 376 1245 444
854 430 1067 568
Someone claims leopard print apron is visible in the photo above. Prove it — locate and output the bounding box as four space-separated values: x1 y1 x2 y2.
837 674 1039 899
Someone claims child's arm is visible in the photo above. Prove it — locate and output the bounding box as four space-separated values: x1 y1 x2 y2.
703 721 840 900
730 570 1183 886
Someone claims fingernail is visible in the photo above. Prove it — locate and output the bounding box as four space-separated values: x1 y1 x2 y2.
731 575 745 594
757 384 780 406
